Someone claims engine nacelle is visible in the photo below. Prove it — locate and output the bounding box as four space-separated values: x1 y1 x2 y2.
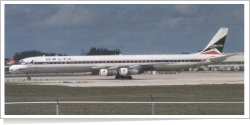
99 69 118 76
119 68 143 76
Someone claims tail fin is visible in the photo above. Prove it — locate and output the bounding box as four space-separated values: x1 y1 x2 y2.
9 57 15 65
200 27 228 54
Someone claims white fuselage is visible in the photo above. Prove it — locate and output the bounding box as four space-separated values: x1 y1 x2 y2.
9 54 222 74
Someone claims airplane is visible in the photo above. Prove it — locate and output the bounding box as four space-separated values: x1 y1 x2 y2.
9 27 237 80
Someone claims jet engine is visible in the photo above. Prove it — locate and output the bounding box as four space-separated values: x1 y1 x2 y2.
119 68 143 76
99 69 118 76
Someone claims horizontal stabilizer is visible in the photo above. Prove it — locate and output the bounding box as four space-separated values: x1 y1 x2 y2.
209 53 238 62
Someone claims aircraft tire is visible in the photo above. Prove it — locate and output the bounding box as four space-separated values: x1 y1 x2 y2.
127 76 132 79
115 75 120 79
116 75 132 79
121 76 126 79
27 77 31 81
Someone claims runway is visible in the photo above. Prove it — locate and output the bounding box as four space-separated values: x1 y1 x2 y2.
5 72 244 87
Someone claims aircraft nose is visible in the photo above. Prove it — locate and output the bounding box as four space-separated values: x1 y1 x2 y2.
9 65 15 73
9 65 24 74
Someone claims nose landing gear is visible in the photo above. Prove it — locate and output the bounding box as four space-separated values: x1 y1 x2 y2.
27 76 31 80
27 73 31 80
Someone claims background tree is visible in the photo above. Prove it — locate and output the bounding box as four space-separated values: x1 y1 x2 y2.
13 50 67 61
85 47 121 55
181 52 190 54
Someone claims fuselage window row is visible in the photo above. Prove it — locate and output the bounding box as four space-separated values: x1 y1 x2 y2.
33 60 202 65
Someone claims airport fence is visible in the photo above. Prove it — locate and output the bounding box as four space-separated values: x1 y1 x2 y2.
5 101 244 115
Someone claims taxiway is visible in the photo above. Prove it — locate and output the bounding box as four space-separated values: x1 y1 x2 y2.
5 72 244 87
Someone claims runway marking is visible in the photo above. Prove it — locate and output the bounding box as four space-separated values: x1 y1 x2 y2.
5 101 244 104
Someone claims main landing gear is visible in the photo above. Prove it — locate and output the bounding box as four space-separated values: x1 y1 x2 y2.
115 75 132 79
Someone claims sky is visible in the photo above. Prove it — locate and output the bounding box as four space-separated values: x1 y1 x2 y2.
4 3 245 57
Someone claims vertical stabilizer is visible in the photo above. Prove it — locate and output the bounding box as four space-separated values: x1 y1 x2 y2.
200 27 228 54
9 57 15 65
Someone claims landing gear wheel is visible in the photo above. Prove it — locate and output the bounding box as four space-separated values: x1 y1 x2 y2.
121 76 126 79
120 76 133 79
115 75 120 79
127 76 132 79
115 75 132 80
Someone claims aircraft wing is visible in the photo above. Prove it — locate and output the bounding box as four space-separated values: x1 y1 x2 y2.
91 66 121 70
91 62 175 70
128 62 175 69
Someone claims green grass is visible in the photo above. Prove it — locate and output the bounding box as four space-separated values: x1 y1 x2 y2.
5 84 244 115
5 84 244 102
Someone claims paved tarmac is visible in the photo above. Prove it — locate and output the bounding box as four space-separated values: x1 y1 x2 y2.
5 72 244 87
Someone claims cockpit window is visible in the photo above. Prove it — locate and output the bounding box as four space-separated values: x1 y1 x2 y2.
21 60 33 65
22 61 29 65
17 60 23 64
17 60 33 65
